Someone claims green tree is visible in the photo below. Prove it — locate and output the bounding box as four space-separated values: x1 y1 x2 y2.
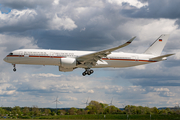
159 109 167 115
100 103 108 109
58 109 66 115
131 105 137 114
68 107 77 115
77 109 84 115
22 107 29 116
12 106 22 117
32 105 40 116
165 108 173 115
86 101 103 114
125 105 131 114
151 107 159 114
50 111 56 116
0 108 5 116
104 105 120 114
44 109 51 116
143 106 150 114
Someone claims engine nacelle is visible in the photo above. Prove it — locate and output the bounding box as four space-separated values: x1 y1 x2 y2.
60 58 77 68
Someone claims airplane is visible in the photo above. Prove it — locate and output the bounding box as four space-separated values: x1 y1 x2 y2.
3 34 174 76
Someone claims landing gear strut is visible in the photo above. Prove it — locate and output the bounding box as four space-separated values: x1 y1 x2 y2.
13 64 16 72
82 69 94 76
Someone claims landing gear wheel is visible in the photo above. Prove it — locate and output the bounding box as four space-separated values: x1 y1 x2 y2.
12 64 16 72
82 72 86 76
87 71 91 75
13 68 16 72
90 70 94 74
82 69 94 76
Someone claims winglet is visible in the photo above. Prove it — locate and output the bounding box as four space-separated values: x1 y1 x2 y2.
126 36 136 44
116 36 136 48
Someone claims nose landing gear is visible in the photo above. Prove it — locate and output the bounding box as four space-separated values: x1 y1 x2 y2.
13 64 16 72
82 69 94 76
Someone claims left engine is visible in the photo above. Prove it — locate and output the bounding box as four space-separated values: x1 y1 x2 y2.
59 58 77 72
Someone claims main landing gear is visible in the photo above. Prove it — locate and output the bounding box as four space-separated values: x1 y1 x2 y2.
13 64 16 72
82 69 94 76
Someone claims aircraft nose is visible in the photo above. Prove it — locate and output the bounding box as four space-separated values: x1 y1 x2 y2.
3 57 8 62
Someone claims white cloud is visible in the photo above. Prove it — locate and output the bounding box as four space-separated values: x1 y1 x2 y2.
87 90 94 93
52 0 59 5
154 88 169 92
0 34 38 52
107 0 148 8
0 9 37 27
134 65 146 70
0 83 16 96
80 27 86 32
171 49 180 60
6 90 16 95
138 19 178 40
67 96 78 101
162 92 175 97
32 73 61 78
48 14 77 31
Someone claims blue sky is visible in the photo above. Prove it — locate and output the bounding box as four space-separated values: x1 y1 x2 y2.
0 5 11 14
0 0 180 108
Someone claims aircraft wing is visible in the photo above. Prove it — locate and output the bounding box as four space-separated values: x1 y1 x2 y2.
77 37 136 67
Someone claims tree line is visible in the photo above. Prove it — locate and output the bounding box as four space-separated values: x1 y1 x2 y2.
0 100 180 119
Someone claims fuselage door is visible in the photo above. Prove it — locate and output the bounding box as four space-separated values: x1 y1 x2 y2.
50 52 54 58
24 52 29 57
19 51 23 57
132 56 139 61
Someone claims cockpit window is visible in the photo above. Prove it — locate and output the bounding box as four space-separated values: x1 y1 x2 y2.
8 53 13 55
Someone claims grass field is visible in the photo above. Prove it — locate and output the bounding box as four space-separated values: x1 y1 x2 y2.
2 114 180 120
2 118 180 120
3 119 180 120
34 114 180 120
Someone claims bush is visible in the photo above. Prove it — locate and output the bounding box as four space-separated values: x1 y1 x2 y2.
20 116 31 119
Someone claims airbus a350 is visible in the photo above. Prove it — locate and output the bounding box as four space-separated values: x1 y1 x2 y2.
3 34 174 76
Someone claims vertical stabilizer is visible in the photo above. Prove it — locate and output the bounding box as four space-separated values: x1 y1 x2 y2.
144 34 169 56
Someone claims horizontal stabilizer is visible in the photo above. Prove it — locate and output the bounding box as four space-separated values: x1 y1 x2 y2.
150 53 175 61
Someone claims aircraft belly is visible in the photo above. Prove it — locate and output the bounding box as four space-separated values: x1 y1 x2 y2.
7 57 60 66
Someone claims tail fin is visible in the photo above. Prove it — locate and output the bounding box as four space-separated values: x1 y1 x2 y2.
144 34 169 56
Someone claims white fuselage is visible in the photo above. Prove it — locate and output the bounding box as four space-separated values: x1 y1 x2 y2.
4 49 157 68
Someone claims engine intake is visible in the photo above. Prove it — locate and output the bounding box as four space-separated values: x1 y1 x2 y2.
60 58 77 68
